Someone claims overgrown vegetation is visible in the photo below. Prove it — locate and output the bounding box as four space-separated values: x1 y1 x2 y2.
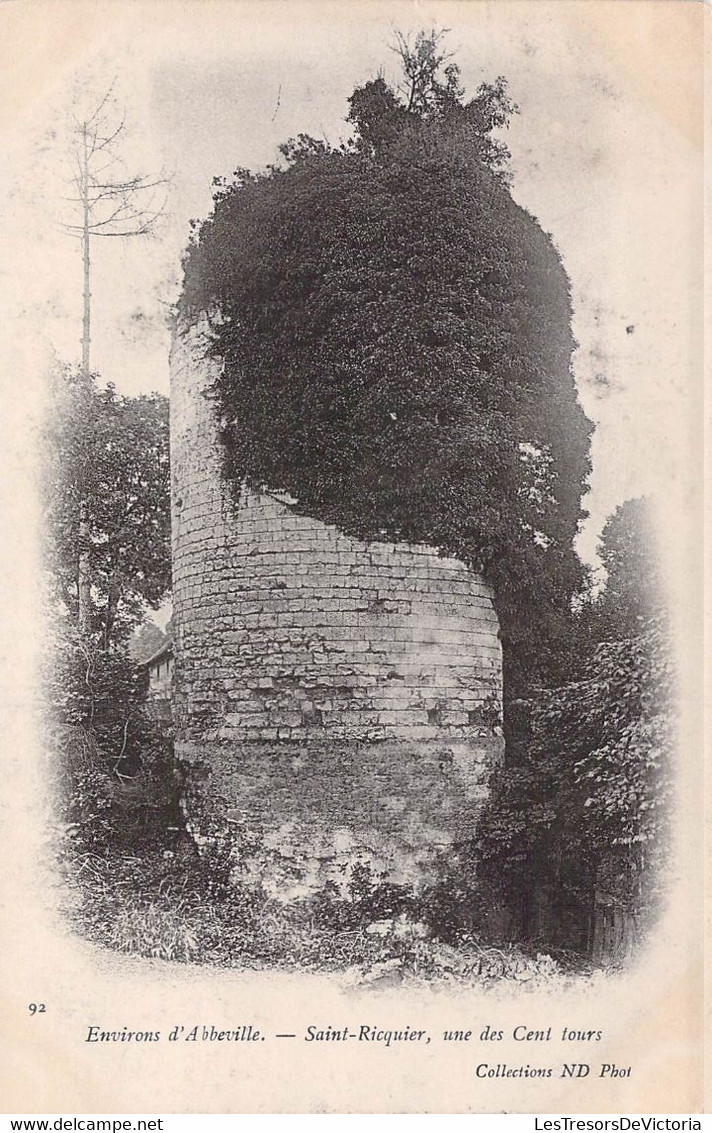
180 29 592 715
173 31 672 963
43 33 674 976
40 362 178 890
475 499 674 956
41 364 171 651
62 837 575 987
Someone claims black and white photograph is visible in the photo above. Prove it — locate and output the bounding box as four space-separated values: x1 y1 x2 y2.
0 0 704 1116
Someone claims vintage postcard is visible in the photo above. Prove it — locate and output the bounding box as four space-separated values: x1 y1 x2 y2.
0 0 705 1115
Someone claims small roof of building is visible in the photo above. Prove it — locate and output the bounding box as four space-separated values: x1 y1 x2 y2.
139 637 174 668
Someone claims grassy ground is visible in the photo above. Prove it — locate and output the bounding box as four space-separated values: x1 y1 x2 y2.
59 842 590 990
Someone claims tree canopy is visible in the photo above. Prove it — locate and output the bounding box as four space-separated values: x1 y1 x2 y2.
475 494 672 946
180 31 593 707
592 497 663 639
41 366 172 650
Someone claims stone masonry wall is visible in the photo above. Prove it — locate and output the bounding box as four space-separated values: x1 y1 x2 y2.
171 324 505 894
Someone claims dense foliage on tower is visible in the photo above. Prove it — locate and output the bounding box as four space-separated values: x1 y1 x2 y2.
180 31 593 709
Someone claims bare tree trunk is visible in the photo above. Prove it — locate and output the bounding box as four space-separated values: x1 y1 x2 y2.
81 122 92 376
82 215 91 373
77 122 93 635
77 499 92 635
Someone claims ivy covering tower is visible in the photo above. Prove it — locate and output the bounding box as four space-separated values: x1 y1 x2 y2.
181 31 592 720
173 32 592 894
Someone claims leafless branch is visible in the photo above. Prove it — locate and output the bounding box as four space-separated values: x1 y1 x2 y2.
271 83 282 122
82 80 116 129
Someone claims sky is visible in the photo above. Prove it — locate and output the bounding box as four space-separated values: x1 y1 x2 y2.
0 0 703 584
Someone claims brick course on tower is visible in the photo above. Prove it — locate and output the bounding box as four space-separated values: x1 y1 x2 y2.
171 321 505 896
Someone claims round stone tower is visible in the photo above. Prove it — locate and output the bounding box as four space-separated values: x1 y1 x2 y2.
171 322 504 895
